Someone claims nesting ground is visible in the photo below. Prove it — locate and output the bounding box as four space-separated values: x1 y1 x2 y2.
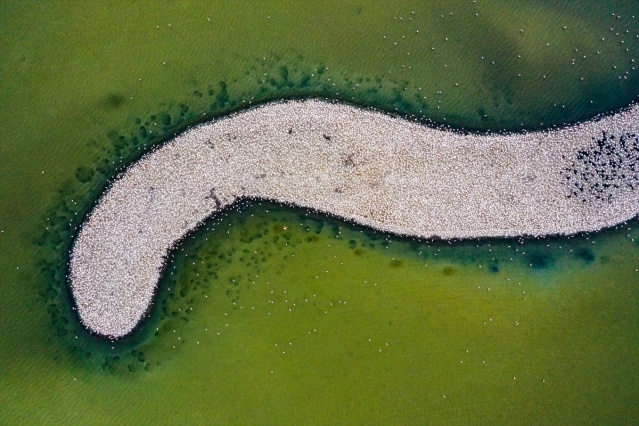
70 99 639 338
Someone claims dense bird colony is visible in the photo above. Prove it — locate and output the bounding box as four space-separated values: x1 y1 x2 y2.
70 99 639 338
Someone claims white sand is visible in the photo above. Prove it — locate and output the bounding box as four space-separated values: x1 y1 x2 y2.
70 99 639 338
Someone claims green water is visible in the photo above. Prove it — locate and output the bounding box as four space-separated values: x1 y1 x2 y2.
1 1 639 424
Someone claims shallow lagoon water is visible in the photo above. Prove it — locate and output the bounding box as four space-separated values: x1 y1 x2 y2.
1 0 639 424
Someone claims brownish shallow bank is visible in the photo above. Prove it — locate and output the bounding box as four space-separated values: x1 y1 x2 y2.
70 99 639 338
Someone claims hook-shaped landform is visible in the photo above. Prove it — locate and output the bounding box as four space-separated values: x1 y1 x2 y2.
69 99 639 338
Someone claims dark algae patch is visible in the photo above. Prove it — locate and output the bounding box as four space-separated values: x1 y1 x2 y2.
574 247 596 264
101 93 126 110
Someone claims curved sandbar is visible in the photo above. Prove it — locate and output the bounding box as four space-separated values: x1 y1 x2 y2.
70 99 639 338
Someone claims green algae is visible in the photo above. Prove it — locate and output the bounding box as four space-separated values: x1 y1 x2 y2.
2 0 639 423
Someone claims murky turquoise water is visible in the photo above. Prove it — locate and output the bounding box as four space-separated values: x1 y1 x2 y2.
1 1 639 424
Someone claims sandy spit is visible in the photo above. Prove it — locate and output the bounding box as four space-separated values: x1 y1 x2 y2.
70 99 639 338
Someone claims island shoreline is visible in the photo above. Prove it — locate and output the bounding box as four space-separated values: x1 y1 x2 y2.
67 98 639 339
